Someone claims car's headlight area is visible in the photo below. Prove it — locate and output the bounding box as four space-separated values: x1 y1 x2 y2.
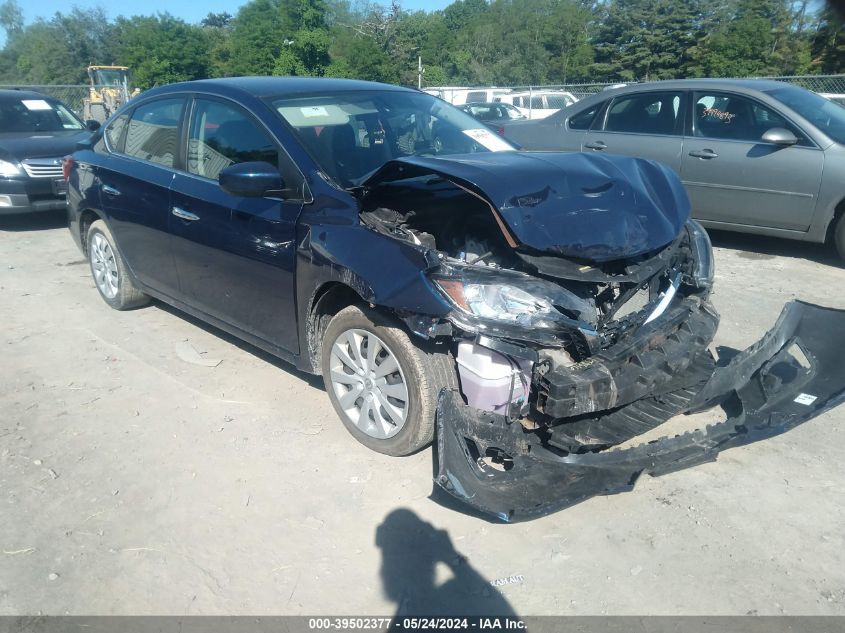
437 279 557 325
0 160 22 177
431 263 598 336
685 220 715 290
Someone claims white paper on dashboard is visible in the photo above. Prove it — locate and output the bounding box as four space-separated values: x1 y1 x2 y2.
21 99 53 111
462 128 513 152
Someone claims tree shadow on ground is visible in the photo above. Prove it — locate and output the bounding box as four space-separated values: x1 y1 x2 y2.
376 508 518 617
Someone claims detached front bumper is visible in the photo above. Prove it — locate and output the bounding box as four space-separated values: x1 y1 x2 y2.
434 300 845 522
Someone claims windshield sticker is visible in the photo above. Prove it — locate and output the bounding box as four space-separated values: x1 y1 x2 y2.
462 128 514 152
702 107 735 123
300 106 329 118
21 99 53 111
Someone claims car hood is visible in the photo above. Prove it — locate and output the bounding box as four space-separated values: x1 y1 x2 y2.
361 152 690 262
0 130 92 161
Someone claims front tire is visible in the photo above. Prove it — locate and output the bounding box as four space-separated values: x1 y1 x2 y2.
87 219 149 310
321 305 457 456
835 213 845 261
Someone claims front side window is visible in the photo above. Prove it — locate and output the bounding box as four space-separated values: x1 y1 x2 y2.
188 99 305 198
124 98 184 168
271 90 515 188
605 92 683 135
188 100 278 180
0 98 85 133
693 92 801 143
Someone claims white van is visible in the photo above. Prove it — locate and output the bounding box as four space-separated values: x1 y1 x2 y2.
495 91 578 119
425 87 512 106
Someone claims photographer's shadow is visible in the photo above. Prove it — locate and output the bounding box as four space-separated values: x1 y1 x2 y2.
376 508 518 617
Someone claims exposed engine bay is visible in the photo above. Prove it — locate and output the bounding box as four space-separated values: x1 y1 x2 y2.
354 152 845 521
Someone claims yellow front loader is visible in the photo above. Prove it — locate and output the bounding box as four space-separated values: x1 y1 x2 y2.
82 66 140 123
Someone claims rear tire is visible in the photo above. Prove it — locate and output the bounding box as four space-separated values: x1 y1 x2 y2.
835 213 845 261
86 220 149 310
321 305 457 456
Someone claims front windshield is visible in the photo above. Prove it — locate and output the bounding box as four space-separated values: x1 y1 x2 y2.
94 69 125 86
765 86 845 145
0 98 85 133
271 90 515 188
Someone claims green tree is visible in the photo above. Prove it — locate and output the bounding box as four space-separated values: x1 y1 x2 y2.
592 0 699 81
226 0 293 76
273 0 332 76
10 8 116 84
112 14 211 88
685 0 811 77
810 4 844 74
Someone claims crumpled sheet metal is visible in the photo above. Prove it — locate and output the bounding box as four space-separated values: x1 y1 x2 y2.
434 300 845 522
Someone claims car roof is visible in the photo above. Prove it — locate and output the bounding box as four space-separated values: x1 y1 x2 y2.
0 89 56 102
143 76 416 100
580 78 798 105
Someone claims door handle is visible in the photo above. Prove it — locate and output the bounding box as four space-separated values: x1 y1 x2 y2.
101 184 121 197
172 206 200 222
584 141 607 150
689 149 718 159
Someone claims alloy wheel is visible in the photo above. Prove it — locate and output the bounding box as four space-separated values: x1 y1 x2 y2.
90 233 119 299
328 328 410 440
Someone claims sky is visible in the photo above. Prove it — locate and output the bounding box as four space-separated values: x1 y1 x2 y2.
16 0 456 26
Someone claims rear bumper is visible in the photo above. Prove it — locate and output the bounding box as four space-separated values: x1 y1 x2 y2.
434 300 845 522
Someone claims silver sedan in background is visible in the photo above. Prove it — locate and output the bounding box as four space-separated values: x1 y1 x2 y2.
501 79 845 259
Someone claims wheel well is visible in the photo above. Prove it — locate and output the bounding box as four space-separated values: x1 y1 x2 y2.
825 198 845 243
78 209 103 256
306 283 365 373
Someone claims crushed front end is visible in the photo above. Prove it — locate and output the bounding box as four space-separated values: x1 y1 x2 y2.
356 152 845 521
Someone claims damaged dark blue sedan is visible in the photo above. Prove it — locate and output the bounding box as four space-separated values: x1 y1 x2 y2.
65 78 845 521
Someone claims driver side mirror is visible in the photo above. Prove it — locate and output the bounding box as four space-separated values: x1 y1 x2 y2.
219 162 285 198
85 119 101 131
761 127 798 146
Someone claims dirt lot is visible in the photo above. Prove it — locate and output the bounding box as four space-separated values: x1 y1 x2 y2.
2 211 845 616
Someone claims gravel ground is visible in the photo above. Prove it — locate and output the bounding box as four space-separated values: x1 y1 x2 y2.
2 211 845 616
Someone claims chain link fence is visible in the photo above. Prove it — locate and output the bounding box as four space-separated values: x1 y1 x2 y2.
2 74 844 117
0 85 91 116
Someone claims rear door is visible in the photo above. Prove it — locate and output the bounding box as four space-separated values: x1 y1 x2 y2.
96 97 186 297
680 90 824 230
168 96 306 353
582 90 686 172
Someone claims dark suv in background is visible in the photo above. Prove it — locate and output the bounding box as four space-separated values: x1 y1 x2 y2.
0 89 96 215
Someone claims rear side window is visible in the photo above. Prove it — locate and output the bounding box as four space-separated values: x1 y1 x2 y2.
568 104 601 130
124 98 185 168
104 114 128 152
605 92 683 135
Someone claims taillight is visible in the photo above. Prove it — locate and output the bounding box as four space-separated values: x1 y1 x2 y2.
496 127 505 136
62 156 74 182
